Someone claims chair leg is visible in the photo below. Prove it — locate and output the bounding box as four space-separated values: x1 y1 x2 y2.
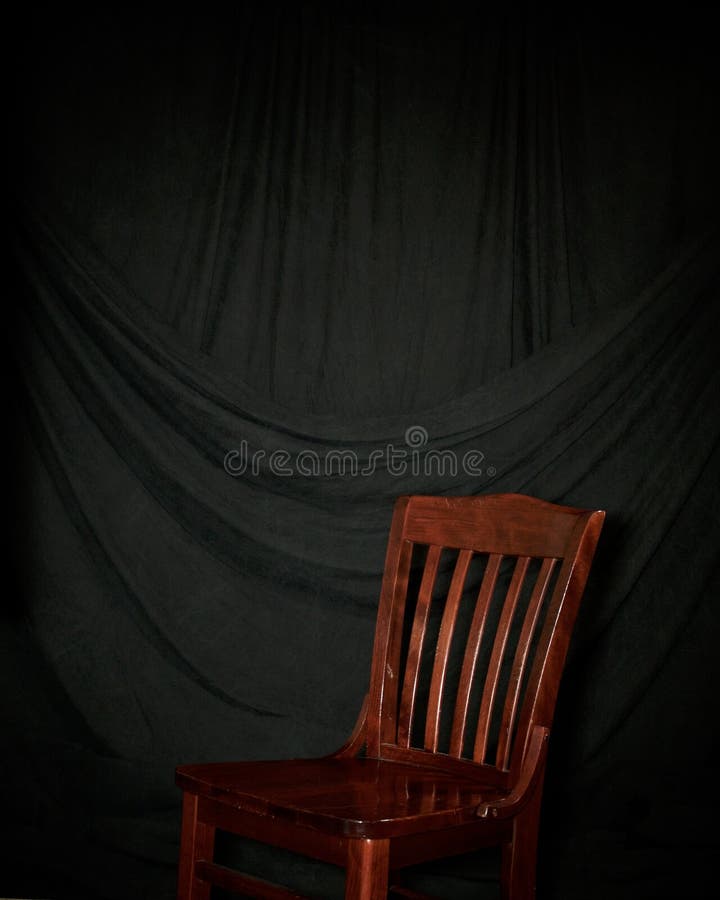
177 792 216 900
500 787 543 900
345 838 390 900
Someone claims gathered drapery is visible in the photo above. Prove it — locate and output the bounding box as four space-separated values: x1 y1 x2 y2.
6 9 719 898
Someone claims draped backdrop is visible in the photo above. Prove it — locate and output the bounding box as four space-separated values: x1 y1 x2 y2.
6 8 719 899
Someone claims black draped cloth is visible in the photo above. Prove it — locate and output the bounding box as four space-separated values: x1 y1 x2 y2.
5 9 719 899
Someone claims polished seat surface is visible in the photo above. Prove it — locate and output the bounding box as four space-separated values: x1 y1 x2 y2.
177 757 505 838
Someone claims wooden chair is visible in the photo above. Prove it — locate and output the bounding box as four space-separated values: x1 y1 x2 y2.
176 493 605 899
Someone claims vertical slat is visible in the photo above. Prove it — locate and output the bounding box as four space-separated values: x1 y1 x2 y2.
449 553 503 757
424 549 474 752
397 544 442 748
495 557 557 769
473 556 531 762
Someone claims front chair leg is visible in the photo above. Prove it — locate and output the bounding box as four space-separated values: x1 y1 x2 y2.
177 792 216 900
345 838 390 900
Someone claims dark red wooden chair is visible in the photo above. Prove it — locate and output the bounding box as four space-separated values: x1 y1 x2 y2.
176 493 604 899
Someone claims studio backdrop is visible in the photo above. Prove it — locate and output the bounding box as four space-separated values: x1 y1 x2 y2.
6 8 719 899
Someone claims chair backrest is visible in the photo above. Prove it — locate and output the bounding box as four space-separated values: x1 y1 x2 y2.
365 494 604 789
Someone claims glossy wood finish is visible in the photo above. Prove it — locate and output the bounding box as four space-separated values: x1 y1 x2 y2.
346 840 390 900
176 494 604 899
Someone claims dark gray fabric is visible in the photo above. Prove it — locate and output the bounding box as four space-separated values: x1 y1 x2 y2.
5 8 719 899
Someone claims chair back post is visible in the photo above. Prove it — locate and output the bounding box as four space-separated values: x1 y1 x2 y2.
366 496 412 759
507 508 605 784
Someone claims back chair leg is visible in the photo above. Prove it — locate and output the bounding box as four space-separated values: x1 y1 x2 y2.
500 786 543 900
177 793 216 900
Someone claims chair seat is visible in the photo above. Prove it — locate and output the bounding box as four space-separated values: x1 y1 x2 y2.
176 757 506 839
